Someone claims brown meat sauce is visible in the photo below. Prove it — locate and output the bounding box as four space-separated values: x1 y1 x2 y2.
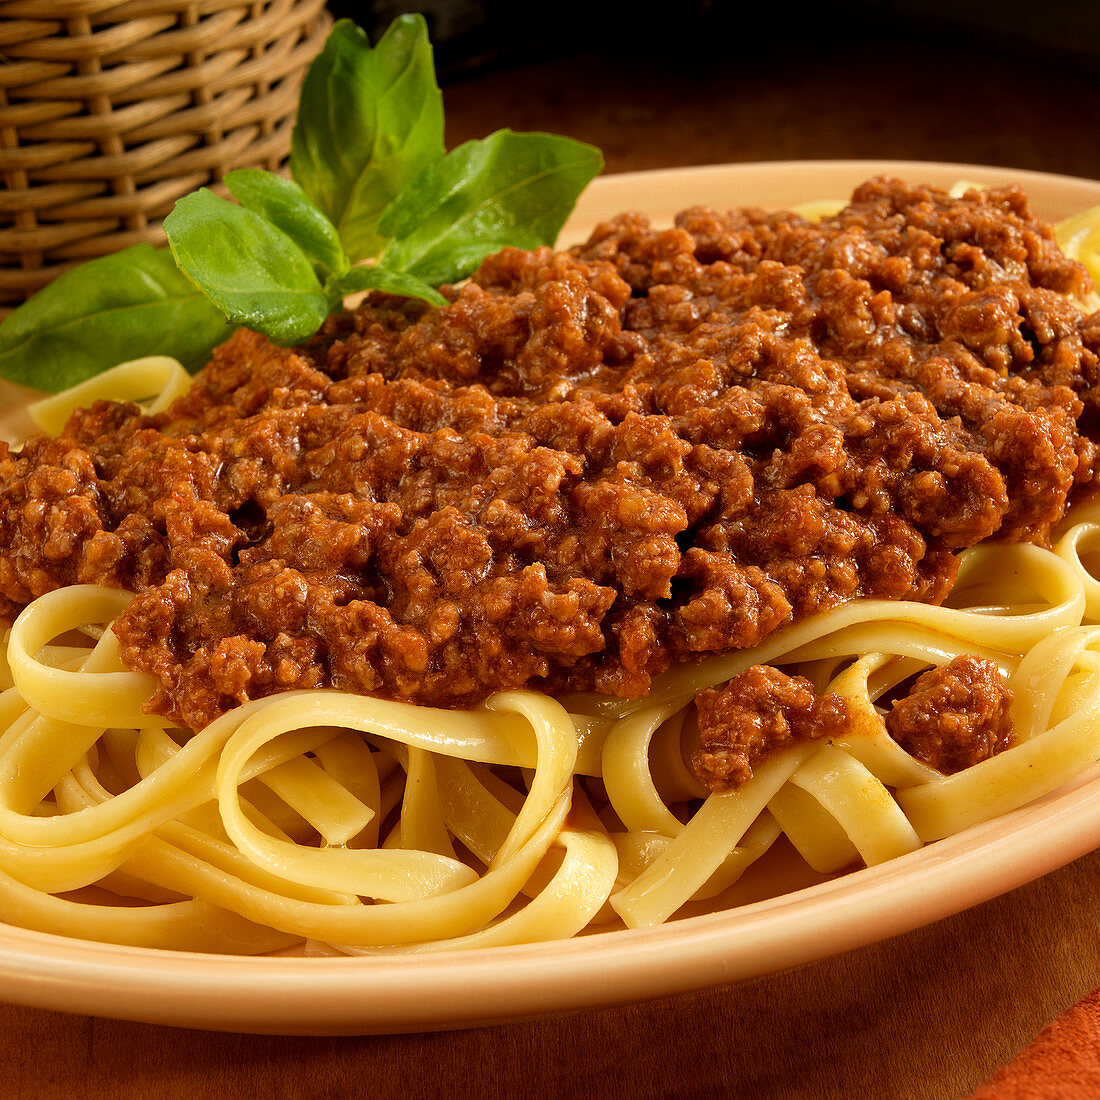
693 655 1014 791
885 654 1014 773
693 665 855 791
1 179 1096 785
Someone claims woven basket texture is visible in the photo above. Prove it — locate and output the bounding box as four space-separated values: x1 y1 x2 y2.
0 0 332 313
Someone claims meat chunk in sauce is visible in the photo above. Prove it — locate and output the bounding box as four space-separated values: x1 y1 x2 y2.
0 178 1095 733
886 655 1014 774
692 665 854 790
693 654 1014 792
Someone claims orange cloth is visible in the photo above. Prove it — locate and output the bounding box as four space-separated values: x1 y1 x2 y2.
969 989 1100 1099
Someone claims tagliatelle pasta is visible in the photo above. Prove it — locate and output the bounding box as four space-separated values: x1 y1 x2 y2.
0 487 1098 952
2 191 1100 956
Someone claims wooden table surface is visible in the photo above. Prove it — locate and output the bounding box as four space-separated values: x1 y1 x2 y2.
6 15 1100 1100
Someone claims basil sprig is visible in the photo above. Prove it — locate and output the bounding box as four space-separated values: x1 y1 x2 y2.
0 15 603 393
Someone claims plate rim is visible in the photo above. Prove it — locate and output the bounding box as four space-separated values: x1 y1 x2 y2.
2 158 1100 1035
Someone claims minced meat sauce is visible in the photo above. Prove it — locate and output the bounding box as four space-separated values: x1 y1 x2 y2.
692 665 855 791
693 655 1014 790
1 178 1097 786
885 654 1014 773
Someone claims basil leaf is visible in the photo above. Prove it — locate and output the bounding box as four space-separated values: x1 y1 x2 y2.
0 244 234 392
331 264 447 307
225 169 347 279
0 19 608 396
290 16 445 263
164 188 331 346
376 130 603 285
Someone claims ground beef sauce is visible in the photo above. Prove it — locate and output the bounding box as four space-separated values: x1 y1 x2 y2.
692 665 855 791
1 179 1096 789
885 654 1014 773
692 654 1015 791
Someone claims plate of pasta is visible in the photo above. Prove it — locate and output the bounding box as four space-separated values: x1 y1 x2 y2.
1 159 1100 1034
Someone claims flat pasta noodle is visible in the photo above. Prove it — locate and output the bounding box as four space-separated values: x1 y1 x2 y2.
0 519 1098 953
1 199 1100 955
28 356 193 437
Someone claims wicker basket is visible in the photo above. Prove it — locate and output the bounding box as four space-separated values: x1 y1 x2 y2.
0 0 332 313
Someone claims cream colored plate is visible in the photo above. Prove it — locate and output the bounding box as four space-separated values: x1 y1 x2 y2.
0 160 1098 1035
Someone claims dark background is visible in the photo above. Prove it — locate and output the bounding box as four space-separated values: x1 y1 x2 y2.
325 1 1100 81
320 1 1100 180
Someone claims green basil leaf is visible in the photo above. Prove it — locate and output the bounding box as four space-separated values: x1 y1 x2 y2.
164 188 331 346
376 130 603 285
290 16 445 263
331 264 447 307
0 244 234 392
225 169 347 279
